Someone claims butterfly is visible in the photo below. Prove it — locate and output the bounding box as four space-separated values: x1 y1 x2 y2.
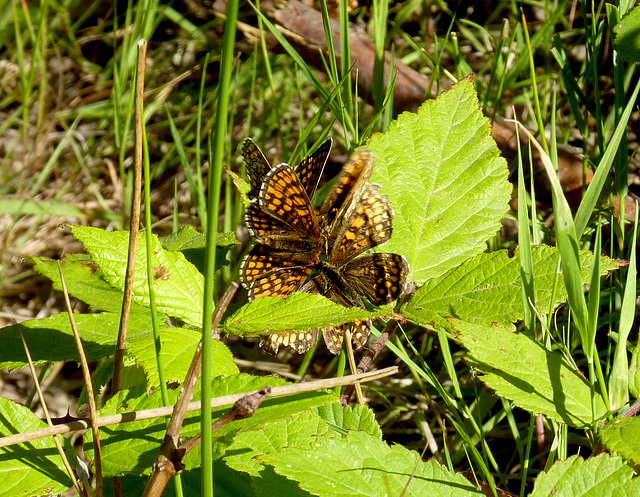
240 144 408 355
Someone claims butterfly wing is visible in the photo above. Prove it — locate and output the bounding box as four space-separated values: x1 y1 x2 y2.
295 137 333 201
241 138 272 200
340 253 409 306
329 184 393 267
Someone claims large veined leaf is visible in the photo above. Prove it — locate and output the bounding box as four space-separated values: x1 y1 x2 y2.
260 430 482 496
403 246 621 329
72 225 205 326
530 454 640 496
224 292 395 335
600 416 640 465
368 77 511 285
453 319 608 428
0 398 76 496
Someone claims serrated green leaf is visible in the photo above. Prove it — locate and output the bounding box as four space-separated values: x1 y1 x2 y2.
29 255 157 320
224 292 394 335
224 410 333 477
89 375 338 476
368 78 511 285
127 327 238 387
600 417 640 465
530 454 640 497
0 313 122 369
452 319 608 428
404 246 621 329
71 225 205 326
260 430 482 496
0 397 75 496
315 403 382 438
612 5 640 63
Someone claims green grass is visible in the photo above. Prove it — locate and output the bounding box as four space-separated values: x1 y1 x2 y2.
1 1 639 496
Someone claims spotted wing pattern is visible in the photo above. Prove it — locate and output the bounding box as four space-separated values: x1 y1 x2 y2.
260 329 320 355
295 137 333 200
241 138 272 200
329 184 393 266
241 142 409 355
259 164 321 240
340 253 409 306
318 148 373 247
240 164 322 303
241 137 333 201
303 180 409 354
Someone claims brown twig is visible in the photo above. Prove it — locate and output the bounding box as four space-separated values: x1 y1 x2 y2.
344 329 364 405
112 39 147 396
180 387 271 456
0 367 399 449
58 261 103 496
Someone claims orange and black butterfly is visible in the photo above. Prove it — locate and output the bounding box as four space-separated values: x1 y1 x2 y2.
239 140 333 353
241 143 408 355
241 164 322 301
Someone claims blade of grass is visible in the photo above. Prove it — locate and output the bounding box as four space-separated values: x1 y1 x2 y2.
608 203 638 410
516 121 535 335
201 0 239 490
372 0 389 113
164 103 207 225
574 78 640 238
339 0 353 116
248 0 356 138
509 119 592 376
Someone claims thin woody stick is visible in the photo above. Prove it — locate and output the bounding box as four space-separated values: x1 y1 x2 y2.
0 367 399 449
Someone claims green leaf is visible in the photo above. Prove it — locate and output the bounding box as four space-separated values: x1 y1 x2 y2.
0 313 121 369
612 5 640 63
530 454 640 497
29 254 156 320
224 292 395 335
224 409 334 477
368 78 512 285
127 327 238 387
160 225 235 274
71 225 205 326
452 319 608 428
403 246 621 329
600 417 640 465
260 430 482 496
89 375 338 476
315 403 382 438
0 397 75 496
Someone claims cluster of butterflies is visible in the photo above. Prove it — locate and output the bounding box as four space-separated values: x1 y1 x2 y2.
239 137 409 355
